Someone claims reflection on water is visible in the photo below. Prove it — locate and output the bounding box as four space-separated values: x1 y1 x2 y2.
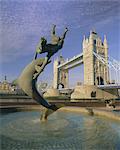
0 111 120 150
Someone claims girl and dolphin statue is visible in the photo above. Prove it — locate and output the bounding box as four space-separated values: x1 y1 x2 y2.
17 25 68 121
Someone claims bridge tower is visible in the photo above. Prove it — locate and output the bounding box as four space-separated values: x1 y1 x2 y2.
83 31 109 85
53 55 69 89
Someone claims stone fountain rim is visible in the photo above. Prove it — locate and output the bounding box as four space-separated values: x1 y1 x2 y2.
1 105 120 122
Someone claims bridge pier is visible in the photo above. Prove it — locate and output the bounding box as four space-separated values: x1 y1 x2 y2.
71 85 119 100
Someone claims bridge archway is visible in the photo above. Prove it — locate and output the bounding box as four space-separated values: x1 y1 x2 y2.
97 76 104 85
58 83 64 89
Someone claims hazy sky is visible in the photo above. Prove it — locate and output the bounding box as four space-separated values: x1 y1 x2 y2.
0 0 120 87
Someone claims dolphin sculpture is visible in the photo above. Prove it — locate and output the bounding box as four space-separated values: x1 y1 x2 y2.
18 58 59 108
18 57 64 121
18 25 68 120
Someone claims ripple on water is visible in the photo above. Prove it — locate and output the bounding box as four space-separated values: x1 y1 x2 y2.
0 111 120 150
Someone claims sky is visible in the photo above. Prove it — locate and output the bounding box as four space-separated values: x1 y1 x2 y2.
0 0 120 87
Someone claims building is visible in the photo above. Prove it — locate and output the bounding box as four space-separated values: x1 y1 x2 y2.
0 76 13 94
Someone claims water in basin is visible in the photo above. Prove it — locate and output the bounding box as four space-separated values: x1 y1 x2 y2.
0 111 120 150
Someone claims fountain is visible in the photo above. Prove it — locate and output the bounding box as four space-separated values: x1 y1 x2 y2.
1 26 120 150
1 111 120 149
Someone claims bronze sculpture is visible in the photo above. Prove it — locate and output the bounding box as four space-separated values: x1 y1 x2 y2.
34 25 68 59
18 25 68 121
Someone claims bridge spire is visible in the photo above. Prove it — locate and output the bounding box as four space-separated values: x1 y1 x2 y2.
83 35 86 40
82 35 86 49
89 30 94 44
104 35 108 48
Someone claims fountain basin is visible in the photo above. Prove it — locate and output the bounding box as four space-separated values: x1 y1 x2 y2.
0 108 120 150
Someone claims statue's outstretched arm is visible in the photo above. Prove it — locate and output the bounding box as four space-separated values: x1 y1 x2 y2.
61 27 68 40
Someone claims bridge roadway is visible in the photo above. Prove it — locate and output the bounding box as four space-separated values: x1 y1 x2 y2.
57 53 83 70
98 84 120 89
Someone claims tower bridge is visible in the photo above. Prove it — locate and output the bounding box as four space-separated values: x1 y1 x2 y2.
57 53 83 70
52 31 120 99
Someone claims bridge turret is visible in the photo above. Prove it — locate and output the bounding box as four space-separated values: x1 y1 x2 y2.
83 30 95 85
83 30 110 85
104 35 108 49
103 35 109 83
53 55 69 89
104 35 108 58
82 35 86 49
89 30 98 45
53 58 59 89
96 37 102 47
59 55 65 64
89 30 94 44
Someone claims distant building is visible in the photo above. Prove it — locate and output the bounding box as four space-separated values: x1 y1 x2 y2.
0 76 25 95
0 76 13 94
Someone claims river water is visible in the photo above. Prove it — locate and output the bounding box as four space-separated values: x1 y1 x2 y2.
0 111 120 150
